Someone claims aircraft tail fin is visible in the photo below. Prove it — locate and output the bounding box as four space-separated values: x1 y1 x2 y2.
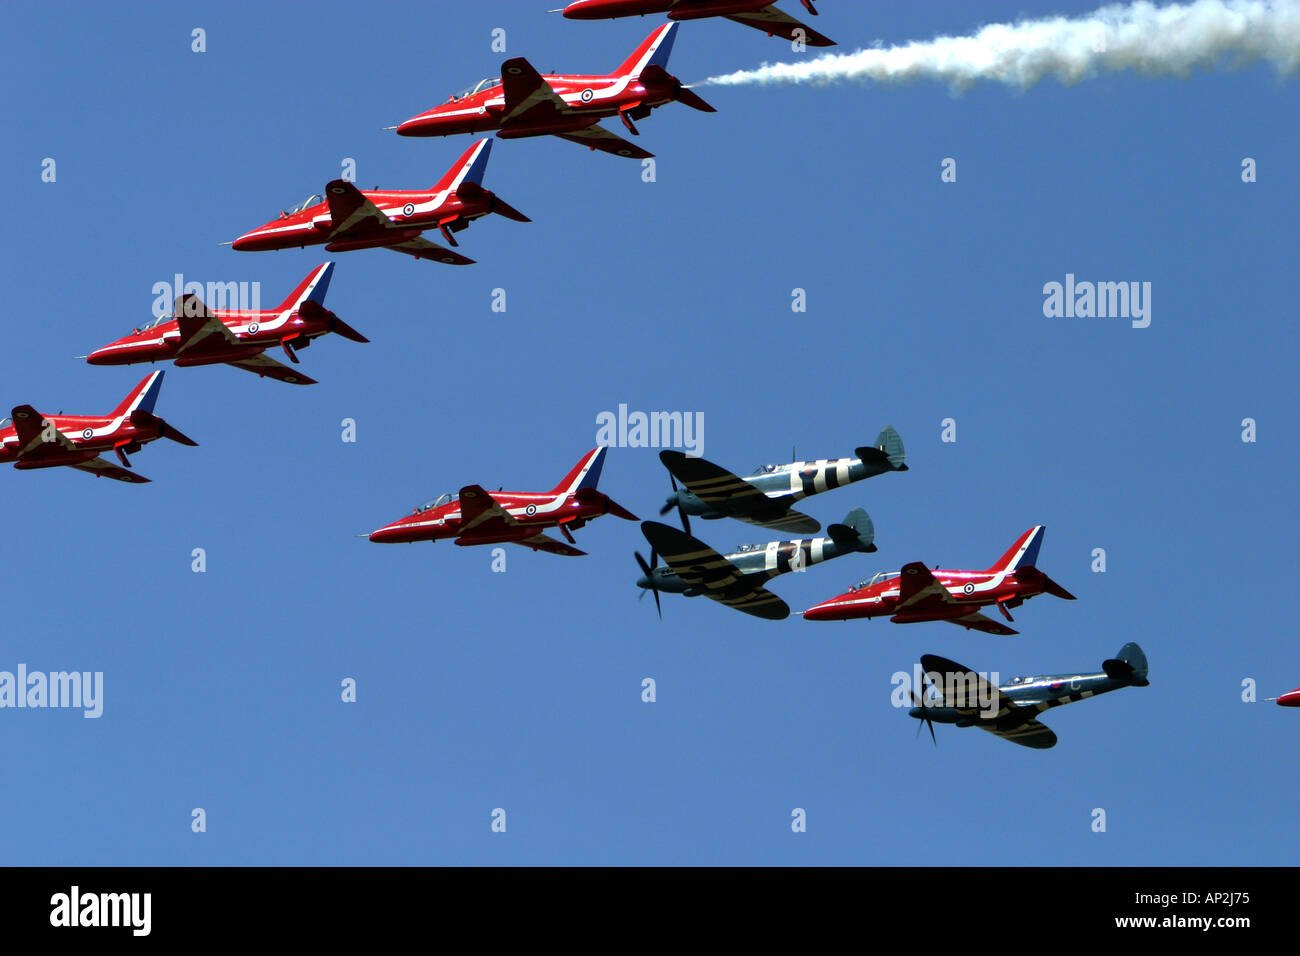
434 139 494 193
276 262 335 313
615 22 678 77
111 371 166 419
989 525 1045 574
855 425 908 472
552 447 607 496
1102 642 1150 687
827 507 876 553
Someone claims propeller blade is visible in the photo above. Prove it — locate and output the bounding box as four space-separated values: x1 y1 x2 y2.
675 500 691 536
658 500 675 516
635 550 654 578
926 718 937 746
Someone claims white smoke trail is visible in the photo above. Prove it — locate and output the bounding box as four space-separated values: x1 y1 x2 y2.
703 0 1300 90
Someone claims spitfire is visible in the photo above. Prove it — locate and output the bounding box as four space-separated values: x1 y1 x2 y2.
369 448 637 556
0 371 196 484
907 643 1150 749
636 507 876 620
86 263 364 386
658 426 906 534
803 526 1075 634
230 140 528 264
560 0 836 48
394 23 715 160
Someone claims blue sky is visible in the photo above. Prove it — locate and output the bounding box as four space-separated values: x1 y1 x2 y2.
1 0 1295 865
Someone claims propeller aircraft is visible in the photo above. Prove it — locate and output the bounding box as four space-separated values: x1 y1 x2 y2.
393 23 715 160
907 643 1150 749
369 447 636 556
1 371 196 484
636 507 876 620
803 525 1075 635
658 426 906 534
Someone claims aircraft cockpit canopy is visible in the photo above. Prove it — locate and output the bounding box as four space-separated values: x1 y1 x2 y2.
750 463 788 476
0 418 10 430
283 194 322 217
450 78 499 101
853 570 899 590
416 492 458 513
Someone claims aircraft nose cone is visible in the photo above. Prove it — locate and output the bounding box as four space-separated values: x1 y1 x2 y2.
369 525 400 544
86 347 110 366
230 233 254 251
1278 688 1300 707
802 602 837 621
907 707 924 719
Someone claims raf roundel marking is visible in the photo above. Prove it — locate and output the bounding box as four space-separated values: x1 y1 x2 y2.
580 88 594 102
402 203 415 217
964 583 976 594
329 185 346 195
526 504 537 515
506 65 523 76
82 428 94 439
248 322 259 334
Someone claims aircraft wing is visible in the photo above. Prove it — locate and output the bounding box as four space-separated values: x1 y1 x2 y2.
895 561 958 611
659 450 778 511
500 57 570 122
554 125 654 160
227 354 317 386
944 611 1018 636
920 654 1008 717
323 180 395 236
173 294 239 355
67 455 150 483
384 236 476 265
724 5 835 46
641 520 791 620
712 583 790 620
976 719 1058 749
515 532 586 557
9 406 78 455
455 484 519 537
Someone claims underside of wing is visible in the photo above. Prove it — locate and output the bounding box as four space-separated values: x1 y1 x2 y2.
640 520 743 592
456 484 518 536
554 125 654 160
9 406 77 455
920 653 1006 716
323 180 392 237
742 508 820 534
977 718 1058 749
385 236 476 265
513 532 586 557
500 57 570 122
227 354 317 385
896 561 957 611
68 456 150 483
174 295 239 355
709 583 790 620
725 5 835 46
945 611 1019 637
660 450 772 514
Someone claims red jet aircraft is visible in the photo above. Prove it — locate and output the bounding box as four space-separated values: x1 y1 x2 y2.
369 448 637 556
1267 688 1300 707
85 263 365 386
802 526 1076 635
394 22 715 159
560 1 835 48
0 371 196 484
230 139 528 264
